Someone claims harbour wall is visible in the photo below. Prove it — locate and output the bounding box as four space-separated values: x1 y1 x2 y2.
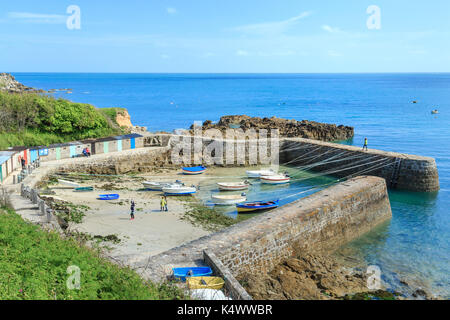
25 133 439 193
280 138 440 192
139 176 392 283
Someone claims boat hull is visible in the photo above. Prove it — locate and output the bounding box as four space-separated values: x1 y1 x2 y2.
246 170 276 178
173 267 213 282
217 182 249 191
143 182 180 191
98 194 120 200
74 187 94 192
236 200 279 213
260 177 291 184
58 179 80 188
211 195 246 205
163 186 197 195
182 166 206 175
187 277 225 290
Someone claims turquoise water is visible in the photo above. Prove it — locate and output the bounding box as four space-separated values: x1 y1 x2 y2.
12 73 450 297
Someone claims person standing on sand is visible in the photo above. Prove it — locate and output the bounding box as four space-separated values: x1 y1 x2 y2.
160 196 166 212
362 138 368 151
164 196 168 211
130 200 135 220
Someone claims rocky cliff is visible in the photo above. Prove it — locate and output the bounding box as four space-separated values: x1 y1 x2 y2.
191 115 354 141
0 73 44 93
114 109 133 128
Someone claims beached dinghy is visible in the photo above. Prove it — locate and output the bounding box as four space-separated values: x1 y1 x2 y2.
182 166 206 175
172 267 213 282
187 277 225 290
211 194 247 205
217 181 250 191
236 200 280 213
98 194 120 200
73 186 94 192
143 181 182 191
58 179 80 188
162 185 196 195
246 168 276 178
260 174 291 185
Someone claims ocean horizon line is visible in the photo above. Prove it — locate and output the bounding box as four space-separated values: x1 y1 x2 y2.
6 71 450 75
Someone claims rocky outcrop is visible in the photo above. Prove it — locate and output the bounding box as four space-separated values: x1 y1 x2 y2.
241 253 371 300
0 73 44 93
0 73 71 94
190 115 354 142
115 109 133 128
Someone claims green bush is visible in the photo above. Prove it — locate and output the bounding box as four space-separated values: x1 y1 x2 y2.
0 208 185 300
0 91 124 149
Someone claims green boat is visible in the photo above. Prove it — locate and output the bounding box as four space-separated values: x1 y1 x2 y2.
74 187 94 192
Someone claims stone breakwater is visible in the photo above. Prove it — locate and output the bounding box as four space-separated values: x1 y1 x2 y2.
281 138 440 192
136 176 392 283
190 115 354 141
53 134 440 193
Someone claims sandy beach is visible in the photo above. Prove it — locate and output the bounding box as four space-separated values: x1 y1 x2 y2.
44 169 219 265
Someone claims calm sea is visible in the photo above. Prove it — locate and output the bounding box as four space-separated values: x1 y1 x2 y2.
13 73 450 297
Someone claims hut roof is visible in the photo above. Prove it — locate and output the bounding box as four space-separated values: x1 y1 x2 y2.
0 151 15 165
113 133 143 140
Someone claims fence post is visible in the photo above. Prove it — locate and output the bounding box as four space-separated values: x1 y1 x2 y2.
46 207 53 223
38 199 45 216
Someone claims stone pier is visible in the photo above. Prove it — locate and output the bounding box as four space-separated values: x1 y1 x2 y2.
137 176 392 283
280 138 439 192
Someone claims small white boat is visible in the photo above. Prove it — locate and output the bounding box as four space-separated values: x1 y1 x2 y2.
217 181 250 191
211 194 247 205
431 110 439 114
143 181 182 191
246 169 276 178
162 185 196 195
260 175 291 185
58 179 80 188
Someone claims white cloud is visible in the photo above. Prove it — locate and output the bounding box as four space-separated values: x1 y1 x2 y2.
322 25 341 33
202 52 215 58
167 8 177 15
236 50 250 56
328 50 342 57
8 12 67 24
229 12 312 35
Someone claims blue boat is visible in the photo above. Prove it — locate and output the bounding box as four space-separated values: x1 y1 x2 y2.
236 199 280 213
182 166 206 175
172 267 213 281
98 194 120 200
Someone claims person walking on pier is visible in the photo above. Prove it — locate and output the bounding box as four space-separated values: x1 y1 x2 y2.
130 200 135 220
362 138 368 151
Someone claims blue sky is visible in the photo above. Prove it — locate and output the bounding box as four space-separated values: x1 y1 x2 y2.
1 0 449 72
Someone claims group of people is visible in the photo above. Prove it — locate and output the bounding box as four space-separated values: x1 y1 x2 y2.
82 147 91 157
128 196 169 220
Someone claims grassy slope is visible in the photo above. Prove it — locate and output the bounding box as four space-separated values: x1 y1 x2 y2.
0 91 126 150
0 208 184 300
